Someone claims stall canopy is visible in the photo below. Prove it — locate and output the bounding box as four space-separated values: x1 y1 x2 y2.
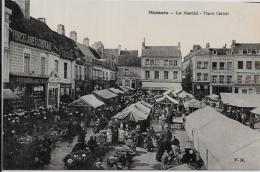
156 95 179 104
93 89 118 100
69 94 104 108
163 88 182 96
140 100 153 109
206 94 219 101
113 102 150 122
119 86 129 92
109 87 124 94
220 93 260 107
3 89 19 100
177 91 195 99
125 86 135 91
251 107 260 115
185 106 260 170
183 99 206 109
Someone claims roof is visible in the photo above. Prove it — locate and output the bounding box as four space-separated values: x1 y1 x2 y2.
233 43 260 54
76 42 97 60
93 89 118 100
89 47 102 59
117 54 141 67
6 0 83 60
142 46 181 57
68 94 104 108
120 50 138 56
220 93 260 107
183 48 211 62
109 87 124 94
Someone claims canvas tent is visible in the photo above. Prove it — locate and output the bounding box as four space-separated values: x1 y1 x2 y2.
183 99 206 109
251 107 260 115
113 102 150 122
220 93 260 107
93 89 118 100
177 91 194 99
185 106 260 170
140 100 153 109
119 86 129 92
3 89 19 100
69 94 104 108
206 94 219 101
156 95 179 104
109 87 124 94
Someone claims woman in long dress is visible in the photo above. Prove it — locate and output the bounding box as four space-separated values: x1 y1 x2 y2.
106 127 113 144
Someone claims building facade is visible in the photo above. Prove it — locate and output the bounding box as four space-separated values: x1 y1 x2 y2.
182 41 260 97
141 39 182 91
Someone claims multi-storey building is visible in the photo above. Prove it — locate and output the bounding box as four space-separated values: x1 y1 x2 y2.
5 0 83 109
183 41 260 97
141 39 182 91
117 54 141 89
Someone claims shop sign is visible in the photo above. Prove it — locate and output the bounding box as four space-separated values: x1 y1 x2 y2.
12 76 47 84
49 70 61 83
11 30 52 51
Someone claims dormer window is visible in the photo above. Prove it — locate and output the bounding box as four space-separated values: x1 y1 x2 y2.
243 50 247 54
213 50 217 55
247 49 252 54
252 49 256 54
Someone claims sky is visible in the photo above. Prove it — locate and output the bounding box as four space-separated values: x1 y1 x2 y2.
30 0 260 57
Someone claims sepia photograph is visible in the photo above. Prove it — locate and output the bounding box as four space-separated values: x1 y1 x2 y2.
2 0 260 170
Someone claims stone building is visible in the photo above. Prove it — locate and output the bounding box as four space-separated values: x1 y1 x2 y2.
141 39 182 91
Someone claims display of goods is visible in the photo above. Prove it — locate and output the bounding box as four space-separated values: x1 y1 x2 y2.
17 135 35 144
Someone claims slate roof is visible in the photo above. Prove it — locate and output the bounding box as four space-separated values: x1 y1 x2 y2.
117 55 141 67
76 42 96 60
6 0 83 60
142 46 181 57
232 43 260 54
183 48 211 62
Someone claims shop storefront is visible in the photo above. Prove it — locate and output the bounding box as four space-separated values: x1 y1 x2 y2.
10 73 48 110
60 83 72 104
193 82 210 99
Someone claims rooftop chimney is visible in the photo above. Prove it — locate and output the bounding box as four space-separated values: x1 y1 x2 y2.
83 37 89 47
118 44 121 55
232 40 236 48
70 31 77 42
57 24 65 36
178 42 181 50
206 42 210 49
37 17 46 24
13 0 30 19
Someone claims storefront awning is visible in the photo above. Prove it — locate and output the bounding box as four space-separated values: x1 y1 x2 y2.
93 89 118 100
109 87 124 94
3 89 19 100
220 93 260 108
142 82 182 91
69 94 104 108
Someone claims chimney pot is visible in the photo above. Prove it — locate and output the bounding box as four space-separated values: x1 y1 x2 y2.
206 42 210 49
57 24 65 35
83 37 89 47
13 0 30 19
70 31 77 42
37 17 46 24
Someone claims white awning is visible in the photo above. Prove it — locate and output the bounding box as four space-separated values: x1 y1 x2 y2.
109 87 124 94
220 93 260 107
142 82 182 91
251 107 260 115
93 89 118 100
69 94 104 108
3 89 19 100
156 95 179 104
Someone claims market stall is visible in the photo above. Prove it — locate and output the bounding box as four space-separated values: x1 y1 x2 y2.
156 95 179 105
183 99 206 113
220 93 260 108
69 94 104 108
109 87 125 94
185 106 260 170
3 89 20 114
119 86 130 93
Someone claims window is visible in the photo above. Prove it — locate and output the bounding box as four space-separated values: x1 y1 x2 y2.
84 67 87 80
227 75 232 84
64 63 68 79
173 60 178 66
75 65 78 79
256 61 260 70
169 60 173 66
242 89 247 94
252 49 257 54
227 62 233 70
255 75 260 84
247 49 252 54
212 75 217 83
246 75 251 84
150 59 154 65
54 60 59 72
24 53 30 73
213 50 217 55
219 62 225 70
203 73 208 81
79 66 82 80
145 59 149 65
145 71 150 79
243 50 247 54
203 61 208 69
154 71 159 79
124 68 129 75
41 57 45 75
106 72 108 80
212 62 217 70
164 60 169 66
237 75 243 84
256 87 260 94
219 75 224 84
197 61 202 69
246 61 252 69
197 73 201 81
164 71 168 79
173 71 178 80
125 80 130 87
235 87 239 93
238 61 243 69
155 59 159 65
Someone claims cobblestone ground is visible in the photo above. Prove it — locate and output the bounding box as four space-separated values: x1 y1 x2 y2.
43 121 191 170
